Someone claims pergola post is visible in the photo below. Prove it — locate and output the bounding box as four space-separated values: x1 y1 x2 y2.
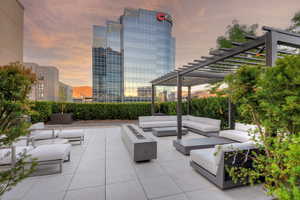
151 84 155 115
177 72 183 140
187 86 192 115
266 30 278 66
228 99 235 129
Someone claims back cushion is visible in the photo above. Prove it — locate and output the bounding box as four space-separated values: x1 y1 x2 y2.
139 116 177 122
30 122 45 130
188 116 221 127
235 123 257 132
213 141 256 164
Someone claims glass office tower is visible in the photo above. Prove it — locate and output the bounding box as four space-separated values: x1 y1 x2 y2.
93 8 175 102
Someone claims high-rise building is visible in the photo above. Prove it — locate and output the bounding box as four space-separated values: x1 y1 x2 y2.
25 63 59 101
0 0 24 65
93 8 175 102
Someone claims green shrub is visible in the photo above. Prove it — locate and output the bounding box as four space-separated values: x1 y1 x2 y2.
30 101 52 123
160 97 230 128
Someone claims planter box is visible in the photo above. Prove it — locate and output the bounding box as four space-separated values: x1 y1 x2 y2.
50 113 73 124
121 124 157 162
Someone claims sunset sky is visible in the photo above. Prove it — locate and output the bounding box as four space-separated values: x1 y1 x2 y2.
19 0 299 87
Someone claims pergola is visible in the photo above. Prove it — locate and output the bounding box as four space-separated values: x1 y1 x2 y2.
150 26 300 140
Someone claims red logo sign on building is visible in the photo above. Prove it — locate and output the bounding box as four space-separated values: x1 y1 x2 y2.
156 13 173 25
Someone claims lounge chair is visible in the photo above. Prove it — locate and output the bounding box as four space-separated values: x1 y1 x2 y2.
57 129 85 144
190 141 257 189
29 123 85 144
174 122 258 155
0 143 71 175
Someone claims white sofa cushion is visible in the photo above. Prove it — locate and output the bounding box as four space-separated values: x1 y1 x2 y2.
139 116 177 123
219 130 252 142
213 141 256 166
184 121 219 132
235 123 257 132
31 130 56 140
187 115 221 128
27 144 71 162
0 146 33 165
190 148 217 175
58 129 84 138
140 121 177 128
29 122 45 130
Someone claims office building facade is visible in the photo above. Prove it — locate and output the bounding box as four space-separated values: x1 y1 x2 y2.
93 8 175 102
25 63 60 102
0 0 24 65
59 82 73 102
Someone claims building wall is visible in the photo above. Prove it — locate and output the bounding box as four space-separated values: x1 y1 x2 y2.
59 82 73 102
25 63 60 101
92 8 175 102
0 0 24 65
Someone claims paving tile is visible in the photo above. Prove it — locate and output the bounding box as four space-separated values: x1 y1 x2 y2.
160 159 191 174
140 175 182 199
23 190 65 200
106 180 147 200
29 174 72 193
154 193 189 200
64 186 105 200
106 164 137 184
69 170 105 190
134 161 165 179
2 178 38 200
168 169 214 192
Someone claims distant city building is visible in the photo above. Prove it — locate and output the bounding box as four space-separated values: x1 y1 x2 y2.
59 82 73 102
72 86 92 102
93 8 175 102
0 0 24 65
25 63 59 101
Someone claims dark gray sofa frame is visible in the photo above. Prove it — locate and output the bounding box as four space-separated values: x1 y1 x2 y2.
190 148 260 189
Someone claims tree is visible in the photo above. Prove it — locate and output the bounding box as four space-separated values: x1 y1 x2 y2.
289 11 300 32
0 63 37 196
223 55 300 200
216 20 258 49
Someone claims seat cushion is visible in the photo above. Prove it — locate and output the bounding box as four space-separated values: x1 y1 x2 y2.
0 146 33 165
31 130 56 140
140 121 177 128
29 122 45 130
58 129 84 138
27 144 71 162
190 148 217 175
235 123 257 132
219 130 251 142
184 121 219 132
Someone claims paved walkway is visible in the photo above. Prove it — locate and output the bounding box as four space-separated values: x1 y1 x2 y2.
3 126 271 200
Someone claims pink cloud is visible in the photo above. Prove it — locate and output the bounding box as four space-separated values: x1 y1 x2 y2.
20 0 299 86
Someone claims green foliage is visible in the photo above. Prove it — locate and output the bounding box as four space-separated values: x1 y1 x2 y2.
30 102 153 122
160 97 229 128
216 20 258 49
224 55 300 200
289 11 300 32
0 63 36 196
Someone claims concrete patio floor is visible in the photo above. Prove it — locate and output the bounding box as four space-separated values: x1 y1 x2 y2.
3 126 271 200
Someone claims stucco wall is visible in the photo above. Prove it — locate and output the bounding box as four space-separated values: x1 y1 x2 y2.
0 0 24 65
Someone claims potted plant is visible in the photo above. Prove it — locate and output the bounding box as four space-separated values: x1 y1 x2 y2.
50 103 73 124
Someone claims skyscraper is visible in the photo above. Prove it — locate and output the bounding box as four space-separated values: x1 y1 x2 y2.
93 8 175 102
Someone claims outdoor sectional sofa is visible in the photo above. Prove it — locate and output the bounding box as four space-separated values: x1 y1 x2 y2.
190 141 258 189
138 115 221 136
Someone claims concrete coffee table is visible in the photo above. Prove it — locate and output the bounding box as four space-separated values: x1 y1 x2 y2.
152 127 188 137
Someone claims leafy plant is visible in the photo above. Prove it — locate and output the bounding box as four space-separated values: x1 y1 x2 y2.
0 63 37 196
223 55 300 200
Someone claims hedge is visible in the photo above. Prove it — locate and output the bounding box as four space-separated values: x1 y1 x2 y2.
30 97 242 128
